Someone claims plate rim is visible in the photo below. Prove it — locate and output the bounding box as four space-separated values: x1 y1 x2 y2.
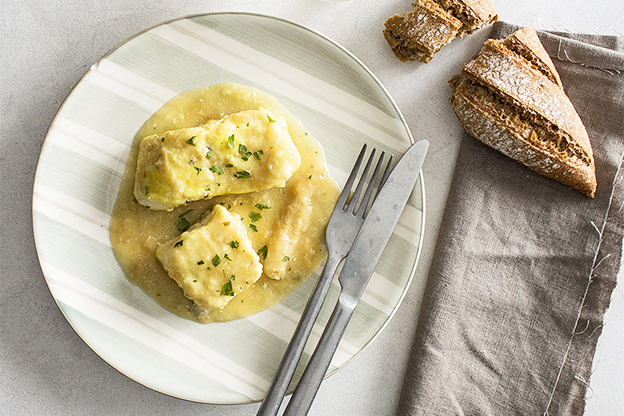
31 11 427 404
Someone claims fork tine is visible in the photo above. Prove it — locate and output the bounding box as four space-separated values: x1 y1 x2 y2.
356 151 386 217
375 154 394 199
337 144 367 211
350 148 376 214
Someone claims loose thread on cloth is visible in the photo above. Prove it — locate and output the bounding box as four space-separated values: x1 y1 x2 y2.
555 39 622 74
543 149 624 415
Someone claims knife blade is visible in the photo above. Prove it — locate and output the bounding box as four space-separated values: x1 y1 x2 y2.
283 139 429 416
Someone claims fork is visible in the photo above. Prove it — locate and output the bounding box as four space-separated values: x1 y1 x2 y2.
256 144 392 416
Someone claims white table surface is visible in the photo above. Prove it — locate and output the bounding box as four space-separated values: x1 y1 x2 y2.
2 1 623 415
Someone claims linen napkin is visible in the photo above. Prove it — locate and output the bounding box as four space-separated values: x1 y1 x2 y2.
398 22 624 415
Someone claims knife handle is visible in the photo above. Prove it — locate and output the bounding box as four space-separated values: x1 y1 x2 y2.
283 292 356 416
256 254 341 416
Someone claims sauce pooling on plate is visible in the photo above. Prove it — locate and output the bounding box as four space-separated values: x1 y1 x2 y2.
109 83 340 323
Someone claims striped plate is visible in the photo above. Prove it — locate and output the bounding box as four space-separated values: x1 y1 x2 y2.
32 12 425 404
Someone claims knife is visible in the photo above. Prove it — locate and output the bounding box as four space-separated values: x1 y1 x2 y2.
282 139 429 416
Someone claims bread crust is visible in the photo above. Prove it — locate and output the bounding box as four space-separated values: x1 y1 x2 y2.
504 27 562 87
383 0 461 63
450 80 597 197
437 0 498 36
383 0 497 63
462 40 594 162
449 27 597 197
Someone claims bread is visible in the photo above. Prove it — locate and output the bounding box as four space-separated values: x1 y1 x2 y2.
383 0 497 63
449 27 597 197
383 0 462 63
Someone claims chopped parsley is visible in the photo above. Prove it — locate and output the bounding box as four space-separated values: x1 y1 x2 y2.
174 240 184 248
225 163 234 168
239 144 252 161
220 275 235 296
210 165 224 175
186 136 197 146
177 217 190 232
267 114 276 123
249 212 262 222
224 253 232 261
282 256 291 262
197 260 205 265
205 150 213 159
254 203 270 210
249 224 258 232
234 170 251 179
253 150 264 160
227 240 239 249
308 175 312 180
257 245 268 260
145 186 149 195
227 134 235 149
194 166 202 175
212 254 222 267
179 209 194 218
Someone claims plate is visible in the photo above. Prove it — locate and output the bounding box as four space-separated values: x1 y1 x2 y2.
32 12 425 404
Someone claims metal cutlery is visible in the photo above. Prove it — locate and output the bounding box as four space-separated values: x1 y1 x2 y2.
256 144 392 416
283 140 429 416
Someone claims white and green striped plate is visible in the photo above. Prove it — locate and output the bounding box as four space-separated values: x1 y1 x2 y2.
32 12 425 404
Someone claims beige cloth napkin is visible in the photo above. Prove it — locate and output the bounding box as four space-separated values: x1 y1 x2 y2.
398 22 624 415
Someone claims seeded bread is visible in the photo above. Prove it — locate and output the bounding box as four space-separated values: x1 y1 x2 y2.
383 0 497 63
449 27 597 197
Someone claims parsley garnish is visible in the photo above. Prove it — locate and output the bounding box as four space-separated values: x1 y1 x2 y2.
254 203 270 210
212 254 222 267
227 134 235 149
234 170 251 179
257 245 268 260
197 260 205 265
225 163 234 168
239 144 252 161
267 114 276 123
186 136 197 146
249 212 262 222
282 256 291 262
224 253 232 261
227 241 239 249
253 150 264 160
194 166 202 175
249 224 258 232
179 209 194 218
145 186 149 195
206 150 213 159
210 165 223 175
308 175 312 179
220 275 235 296
174 240 183 248
177 217 190 232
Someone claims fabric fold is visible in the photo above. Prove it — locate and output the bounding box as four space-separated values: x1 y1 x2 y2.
398 22 624 415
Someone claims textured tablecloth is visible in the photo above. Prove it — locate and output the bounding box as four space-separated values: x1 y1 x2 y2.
398 22 624 415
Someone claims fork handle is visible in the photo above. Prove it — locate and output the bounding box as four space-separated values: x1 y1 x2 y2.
256 254 341 416
283 292 356 416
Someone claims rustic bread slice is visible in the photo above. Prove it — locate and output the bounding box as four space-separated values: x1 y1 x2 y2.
437 0 498 37
383 0 497 63
383 0 461 63
449 27 597 197
502 27 562 87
